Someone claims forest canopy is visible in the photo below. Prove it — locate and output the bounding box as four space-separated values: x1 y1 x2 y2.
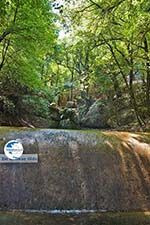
0 0 150 130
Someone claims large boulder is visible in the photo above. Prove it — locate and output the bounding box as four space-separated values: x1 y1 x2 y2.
81 100 109 128
60 102 79 129
49 103 60 122
0 128 149 211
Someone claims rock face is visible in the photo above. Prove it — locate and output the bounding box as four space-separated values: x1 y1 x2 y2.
0 127 149 211
60 101 79 129
81 100 109 128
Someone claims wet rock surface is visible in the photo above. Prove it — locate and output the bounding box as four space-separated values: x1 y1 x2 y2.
0 127 149 211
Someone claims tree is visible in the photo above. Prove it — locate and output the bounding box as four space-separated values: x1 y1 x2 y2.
0 0 57 108
57 0 150 127
0 0 56 92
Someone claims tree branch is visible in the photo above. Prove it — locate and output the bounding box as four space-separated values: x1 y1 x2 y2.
0 0 19 43
88 0 102 9
0 30 12 43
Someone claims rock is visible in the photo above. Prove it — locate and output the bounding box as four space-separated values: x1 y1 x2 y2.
77 93 94 120
81 100 109 128
60 107 79 129
48 119 59 128
61 108 77 120
0 128 150 211
66 101 77 108
60 119 79 129
49 103 60 121
107 109 136 128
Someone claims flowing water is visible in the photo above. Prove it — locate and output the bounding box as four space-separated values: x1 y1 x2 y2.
0 211 150 225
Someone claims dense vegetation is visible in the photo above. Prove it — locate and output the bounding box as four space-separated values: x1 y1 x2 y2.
0 0 150 130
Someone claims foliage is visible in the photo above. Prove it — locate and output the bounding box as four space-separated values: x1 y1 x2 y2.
21 95 50 118
0 0 150 128
50 0 150 127
0 0 57 96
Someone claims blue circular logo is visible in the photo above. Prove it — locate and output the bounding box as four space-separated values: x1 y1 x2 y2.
4 140 24 160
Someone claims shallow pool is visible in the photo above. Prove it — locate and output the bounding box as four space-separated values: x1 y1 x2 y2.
0 211 150 225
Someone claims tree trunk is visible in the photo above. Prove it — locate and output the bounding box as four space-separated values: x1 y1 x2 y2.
128 43 145 127
143 37 150 115
70 71 74 101
107 41 145 128
111 74 122 98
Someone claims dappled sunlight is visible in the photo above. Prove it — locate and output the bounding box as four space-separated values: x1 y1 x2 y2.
122 141 129 149
127 137 150 151
133 151 150 186
117 148 128 175
102 131 131 140
104 140 114 149
102 131 150 209
0 128 149 212
102 131 150 154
